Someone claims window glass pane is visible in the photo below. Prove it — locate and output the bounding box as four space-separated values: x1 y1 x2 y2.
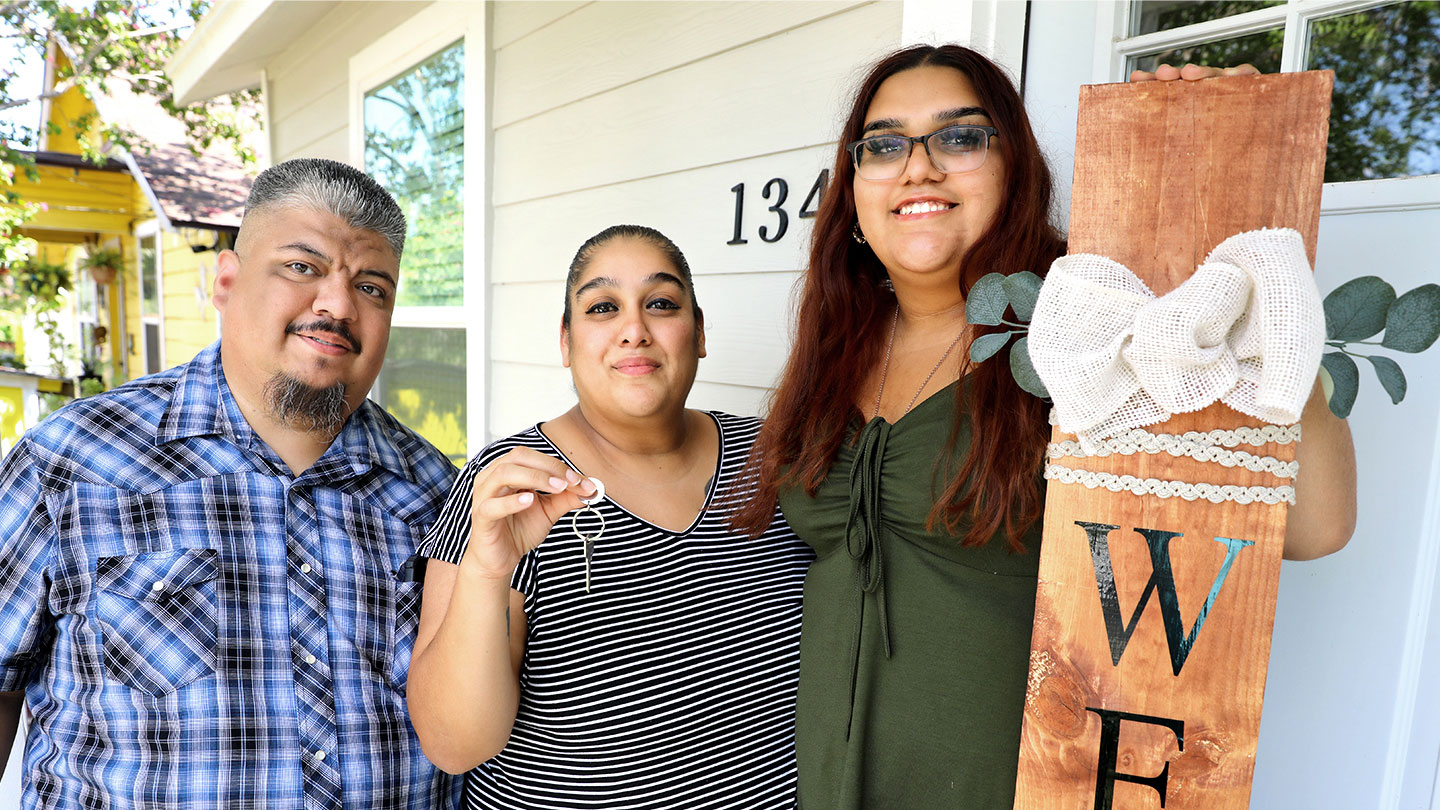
144 322 161 375
1307 3 1440 182
1129 28 1283 75
1131 0 1283 37
364 41 465 308
377 326 466 465
75 268 96 314
139 239 159 317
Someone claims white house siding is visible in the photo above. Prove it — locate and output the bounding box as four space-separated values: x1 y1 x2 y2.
486 0 902 439
265 2 420 164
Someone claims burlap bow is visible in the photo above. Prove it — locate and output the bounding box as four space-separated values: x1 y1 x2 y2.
1028 228 1324 440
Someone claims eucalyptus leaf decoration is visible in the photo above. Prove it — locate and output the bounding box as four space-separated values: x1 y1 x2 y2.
1320 277 1440 418
965 271 1049 398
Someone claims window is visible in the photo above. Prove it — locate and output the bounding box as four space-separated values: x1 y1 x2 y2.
1114 0 1439 182
361 38 468 463
137 228 164 375
74 251 101 378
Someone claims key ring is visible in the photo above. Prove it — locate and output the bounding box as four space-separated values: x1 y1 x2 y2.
570 502 607 538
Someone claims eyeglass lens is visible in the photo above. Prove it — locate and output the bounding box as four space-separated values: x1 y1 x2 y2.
853 126 992 180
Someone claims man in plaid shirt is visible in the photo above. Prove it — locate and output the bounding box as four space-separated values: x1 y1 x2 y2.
0 158 459 808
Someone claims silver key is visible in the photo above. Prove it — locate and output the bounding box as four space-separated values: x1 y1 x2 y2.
571 477 606 593
583 537 595 592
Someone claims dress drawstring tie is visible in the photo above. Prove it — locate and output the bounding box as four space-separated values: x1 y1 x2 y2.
842 417 893 740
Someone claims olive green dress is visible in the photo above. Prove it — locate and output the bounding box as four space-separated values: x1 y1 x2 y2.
778 381 1043 810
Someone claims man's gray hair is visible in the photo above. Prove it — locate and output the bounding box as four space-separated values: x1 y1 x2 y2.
244 158 407 260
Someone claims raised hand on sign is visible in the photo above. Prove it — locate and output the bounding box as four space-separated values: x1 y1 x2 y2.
1129 62 1261 82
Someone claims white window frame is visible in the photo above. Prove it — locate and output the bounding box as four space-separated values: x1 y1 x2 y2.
348 1 488 454
135 220 165 374
1094 0 1440 214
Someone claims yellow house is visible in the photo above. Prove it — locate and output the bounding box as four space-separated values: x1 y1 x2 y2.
0 46 254 451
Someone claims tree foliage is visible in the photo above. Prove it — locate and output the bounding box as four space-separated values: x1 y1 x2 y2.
1311 2 1440 182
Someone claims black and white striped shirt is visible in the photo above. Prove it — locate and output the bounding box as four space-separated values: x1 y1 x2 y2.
420 412 814 809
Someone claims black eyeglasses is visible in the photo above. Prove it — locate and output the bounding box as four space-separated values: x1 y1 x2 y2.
847 124 999 181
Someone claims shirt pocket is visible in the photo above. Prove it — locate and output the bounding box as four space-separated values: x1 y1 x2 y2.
330 500 425 692
95 547 219 696
345 562 424 692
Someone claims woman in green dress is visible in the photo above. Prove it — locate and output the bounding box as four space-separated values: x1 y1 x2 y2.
737 44 1359 809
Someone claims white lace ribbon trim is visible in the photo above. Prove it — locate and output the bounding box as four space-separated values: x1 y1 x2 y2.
1046 408 1302 447
1046 427 1301 480
1044 463 1296 506
1028 228 1324 441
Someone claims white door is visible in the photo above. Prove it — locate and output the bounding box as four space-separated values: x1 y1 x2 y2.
1023 2 1440 808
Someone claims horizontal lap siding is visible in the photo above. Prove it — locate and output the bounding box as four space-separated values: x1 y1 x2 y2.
492 1 868 128
490 1 587 50
267 2 420 164
488 0 901 439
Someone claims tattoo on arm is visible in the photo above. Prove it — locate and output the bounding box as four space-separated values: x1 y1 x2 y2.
505 604 511 639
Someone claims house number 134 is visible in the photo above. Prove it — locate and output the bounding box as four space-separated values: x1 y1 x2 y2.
727 170 829 245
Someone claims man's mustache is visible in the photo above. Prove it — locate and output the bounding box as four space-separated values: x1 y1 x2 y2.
286 319 362 354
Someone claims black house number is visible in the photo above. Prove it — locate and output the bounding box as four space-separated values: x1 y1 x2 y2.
727 169 829 245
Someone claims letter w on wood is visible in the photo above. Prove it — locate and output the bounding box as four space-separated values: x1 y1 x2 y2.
1076 522 1254 676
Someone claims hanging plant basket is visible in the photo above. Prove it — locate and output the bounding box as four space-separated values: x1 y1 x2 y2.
88 264 117 285
13 261 70 303
79 246 122 287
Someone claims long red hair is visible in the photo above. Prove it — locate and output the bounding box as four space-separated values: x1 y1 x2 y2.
737 44 1065 551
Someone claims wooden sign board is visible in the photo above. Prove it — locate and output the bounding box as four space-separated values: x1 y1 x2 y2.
1014 72 1333 810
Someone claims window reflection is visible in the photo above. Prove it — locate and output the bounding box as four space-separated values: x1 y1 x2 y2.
364 41 465 308
139 243 159 317
364 40 468 457
375 326 467 465
1131 1 1283 37
1308 2 1440 181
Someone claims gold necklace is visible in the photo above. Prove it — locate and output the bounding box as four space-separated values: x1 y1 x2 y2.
871 308 966 420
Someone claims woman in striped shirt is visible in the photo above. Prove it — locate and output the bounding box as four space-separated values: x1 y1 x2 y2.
407 224 814 810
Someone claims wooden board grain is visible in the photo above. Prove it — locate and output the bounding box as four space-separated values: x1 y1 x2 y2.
1014 72 1333 810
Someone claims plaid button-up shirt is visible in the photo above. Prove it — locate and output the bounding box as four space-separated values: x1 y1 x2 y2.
0 343 459 809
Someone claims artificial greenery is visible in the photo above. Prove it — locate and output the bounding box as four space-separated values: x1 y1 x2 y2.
1320 277 1440 418
965 271 1048 398
965 270 1440 420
